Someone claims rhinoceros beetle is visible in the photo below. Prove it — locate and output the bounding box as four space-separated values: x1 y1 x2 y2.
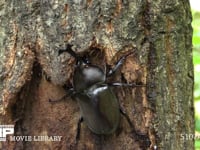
50 44 144 138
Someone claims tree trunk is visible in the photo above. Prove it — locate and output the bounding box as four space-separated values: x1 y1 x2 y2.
0 0 194 150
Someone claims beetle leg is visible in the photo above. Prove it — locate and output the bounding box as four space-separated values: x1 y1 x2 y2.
49 88 74 102
108 82 145 87
107 52 133 77
75 117 83 143
106 58 124 77
120 108 144 136
120 108 134 129
120 108 150 144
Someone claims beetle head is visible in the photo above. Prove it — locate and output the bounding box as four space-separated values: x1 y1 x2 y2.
73 49 106 91
73 64 105 91
63 45 106 91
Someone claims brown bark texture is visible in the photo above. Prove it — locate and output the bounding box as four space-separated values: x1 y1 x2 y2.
0 0 194 150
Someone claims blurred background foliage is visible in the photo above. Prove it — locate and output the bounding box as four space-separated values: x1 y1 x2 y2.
190 0 200 149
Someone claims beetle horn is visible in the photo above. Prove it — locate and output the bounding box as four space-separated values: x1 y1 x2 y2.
59 44 83 62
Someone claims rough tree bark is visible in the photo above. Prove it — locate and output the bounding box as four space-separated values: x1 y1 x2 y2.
0 0 193 150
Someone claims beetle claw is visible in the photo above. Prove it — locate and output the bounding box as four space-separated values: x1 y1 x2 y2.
75 117 83 143
49 99 58 103
130 83 146 87
48 97 64 103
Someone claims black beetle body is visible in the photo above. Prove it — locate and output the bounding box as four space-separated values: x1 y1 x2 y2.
76 83 119 134
51 45 142 135
71 48 120 134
